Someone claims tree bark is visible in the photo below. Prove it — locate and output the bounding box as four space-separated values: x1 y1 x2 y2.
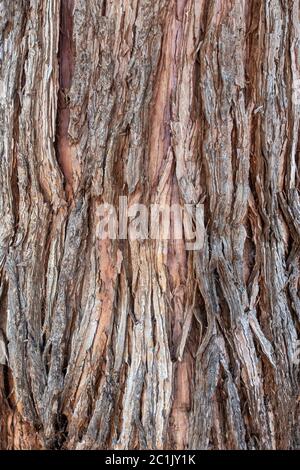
0 0 300 450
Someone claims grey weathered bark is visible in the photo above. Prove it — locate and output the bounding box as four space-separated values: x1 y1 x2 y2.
0 0 300 450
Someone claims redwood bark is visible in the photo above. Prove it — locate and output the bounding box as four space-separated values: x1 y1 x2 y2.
0 0 300 450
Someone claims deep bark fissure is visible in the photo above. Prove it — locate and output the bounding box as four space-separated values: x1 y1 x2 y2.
55 0 74 201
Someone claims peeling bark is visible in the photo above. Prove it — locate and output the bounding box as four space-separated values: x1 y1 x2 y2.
0 0 300 450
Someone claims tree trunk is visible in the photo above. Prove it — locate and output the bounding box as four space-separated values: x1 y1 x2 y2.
0 0 300 450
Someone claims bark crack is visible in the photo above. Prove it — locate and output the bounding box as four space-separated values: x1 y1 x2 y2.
55 0 74 202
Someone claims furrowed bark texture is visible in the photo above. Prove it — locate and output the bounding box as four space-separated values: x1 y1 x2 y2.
0 0 300 450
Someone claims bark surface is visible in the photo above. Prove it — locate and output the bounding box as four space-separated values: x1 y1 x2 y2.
0 0 300 450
